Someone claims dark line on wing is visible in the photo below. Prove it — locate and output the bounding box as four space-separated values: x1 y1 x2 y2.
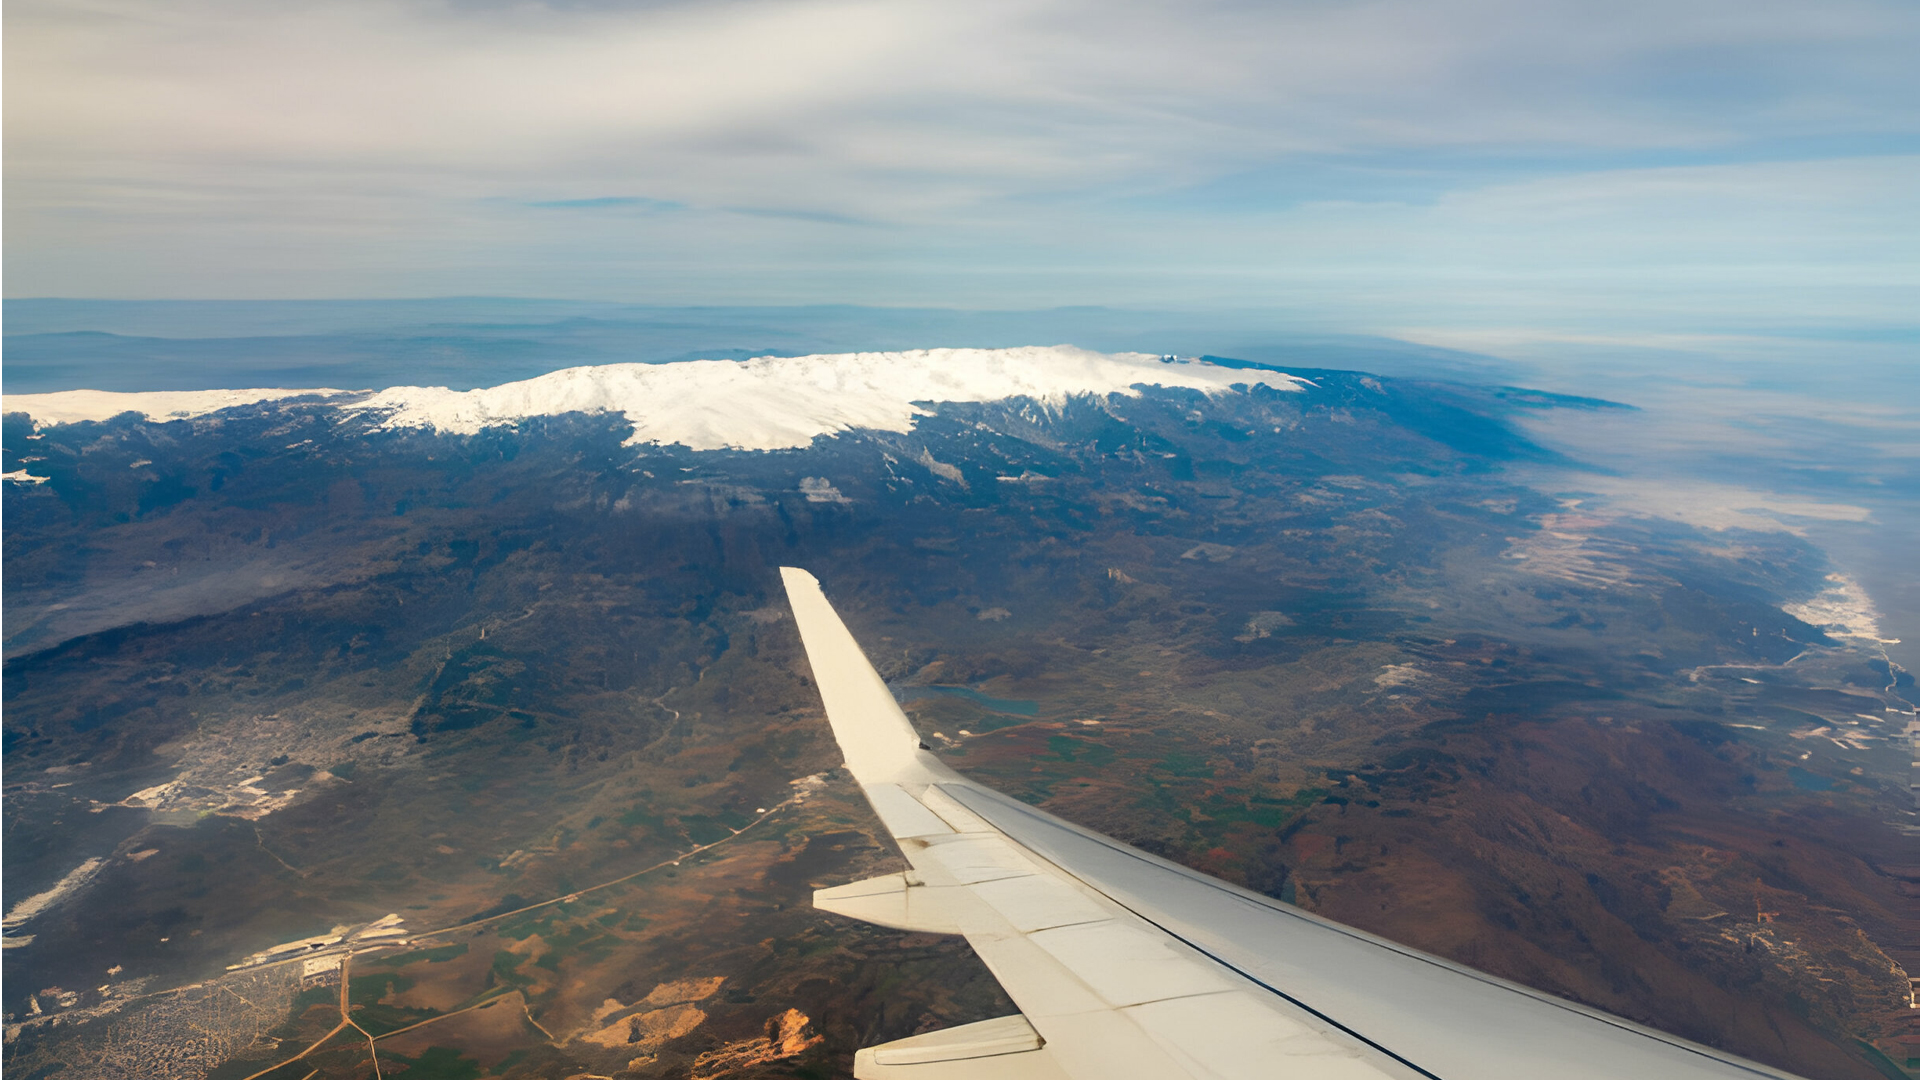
1135 912 1443 1078
969 798 1445 1079
945 783 1794 1080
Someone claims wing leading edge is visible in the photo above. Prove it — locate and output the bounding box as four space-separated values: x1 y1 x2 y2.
778 567 1802 1080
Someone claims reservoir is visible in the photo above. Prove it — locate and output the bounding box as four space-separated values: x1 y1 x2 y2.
894 685 1039 716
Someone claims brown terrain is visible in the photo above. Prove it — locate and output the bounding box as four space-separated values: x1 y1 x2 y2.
4 377 1914 1078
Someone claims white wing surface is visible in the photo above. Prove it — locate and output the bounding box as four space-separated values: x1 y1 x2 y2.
779 568 1803 1080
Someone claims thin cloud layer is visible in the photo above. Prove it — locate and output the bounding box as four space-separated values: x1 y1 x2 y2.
5 0 1917 319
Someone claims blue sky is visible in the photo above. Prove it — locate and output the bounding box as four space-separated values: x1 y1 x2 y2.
5 0 1916 337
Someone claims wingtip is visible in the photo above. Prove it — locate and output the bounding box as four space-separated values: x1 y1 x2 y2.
779 566 960 789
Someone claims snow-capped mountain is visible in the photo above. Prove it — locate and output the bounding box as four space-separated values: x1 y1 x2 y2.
5 347 1308 452
1 387 349 427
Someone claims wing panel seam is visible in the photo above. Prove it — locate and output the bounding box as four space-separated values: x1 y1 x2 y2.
947 783 1796 1080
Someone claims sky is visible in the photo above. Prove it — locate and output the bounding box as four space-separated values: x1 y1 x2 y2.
5 0 1918 334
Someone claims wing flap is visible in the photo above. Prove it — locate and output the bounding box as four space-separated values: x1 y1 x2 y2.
967 874 1111 933
1126 992 1388 1080
870 1014 1045 1065
1026 920 1238 1007
865 783 957 839
814 872 963 934
855 1015 1069 1080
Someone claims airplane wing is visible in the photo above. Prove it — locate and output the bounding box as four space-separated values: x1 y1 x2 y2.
779 567 1804 1080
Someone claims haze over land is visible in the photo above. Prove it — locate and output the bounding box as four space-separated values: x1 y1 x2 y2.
9 299 1915 673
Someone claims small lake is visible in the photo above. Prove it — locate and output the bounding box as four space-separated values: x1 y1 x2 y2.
895 685 1039 715
1787 767 1837 792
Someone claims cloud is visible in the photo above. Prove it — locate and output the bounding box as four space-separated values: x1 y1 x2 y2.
520 196 684 211
3 0 1916 314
